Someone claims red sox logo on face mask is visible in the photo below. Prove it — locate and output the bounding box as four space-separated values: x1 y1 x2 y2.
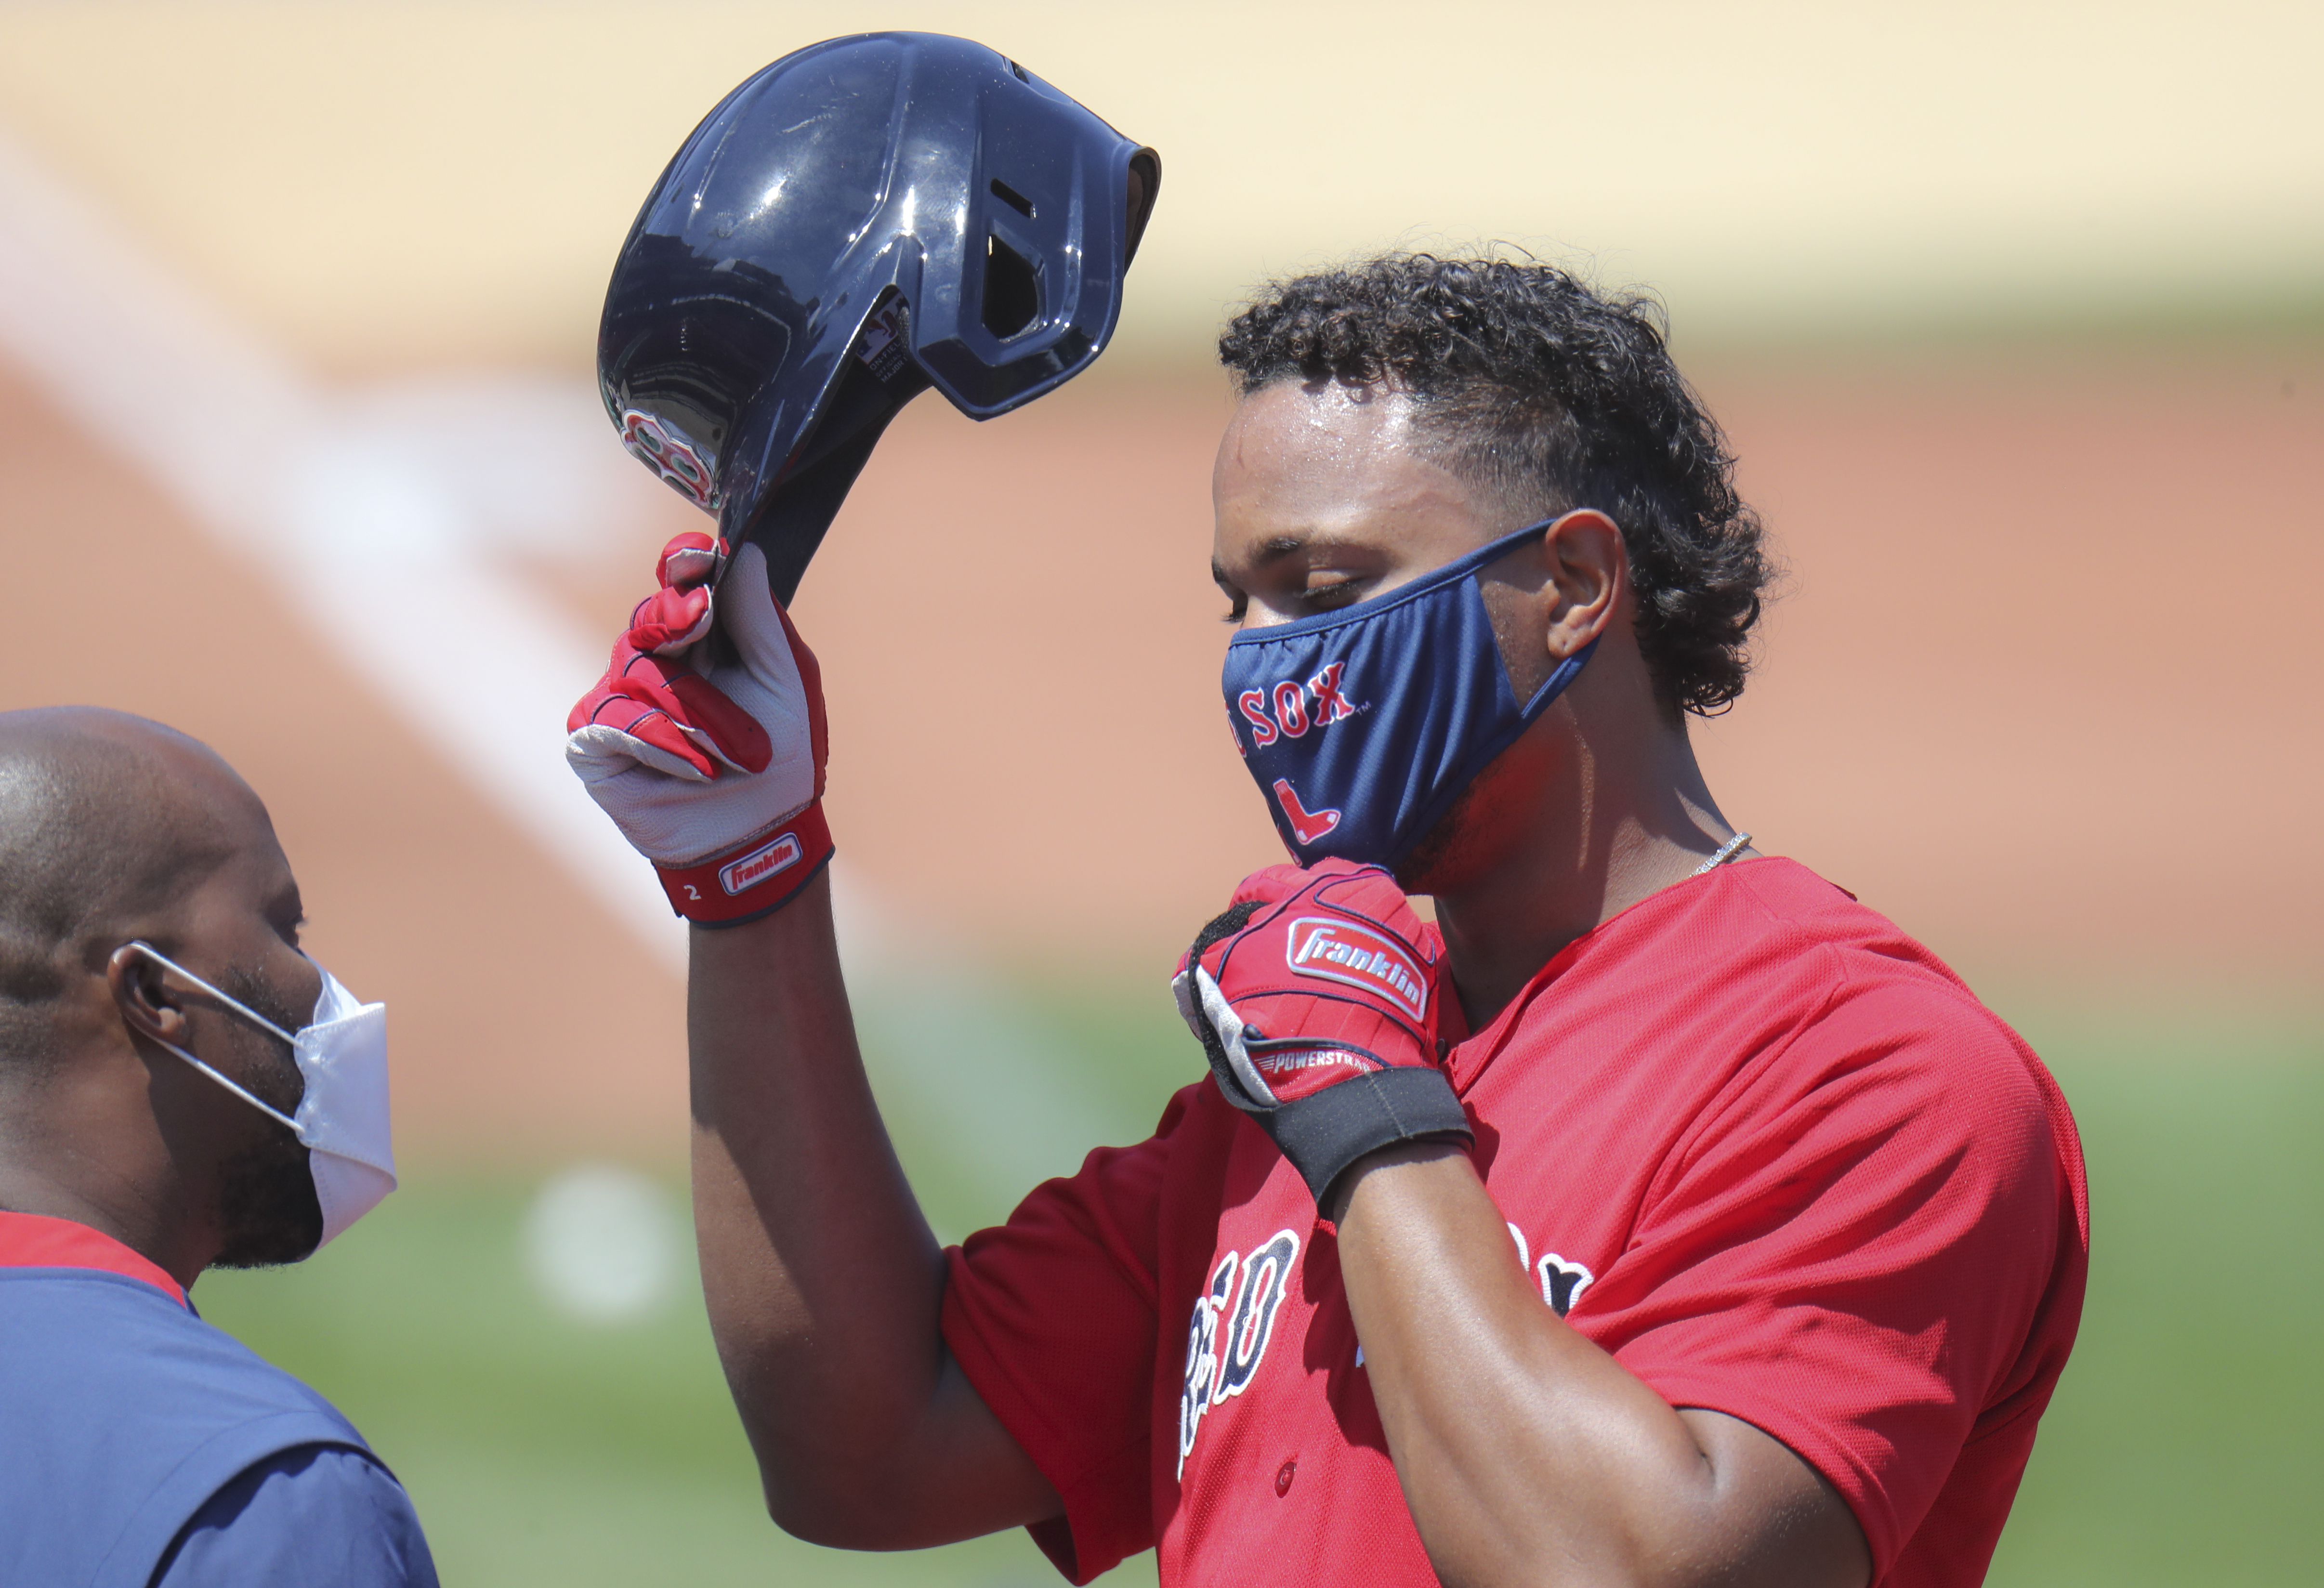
620 409 720 511
1269 780 1341 846
1234 661 1361 754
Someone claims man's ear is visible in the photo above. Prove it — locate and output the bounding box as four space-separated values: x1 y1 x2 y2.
1539 509 1627 661
108 945 191 1049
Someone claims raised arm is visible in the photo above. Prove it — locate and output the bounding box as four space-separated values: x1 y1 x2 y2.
686 877 1058 1545
566 536 1056 1546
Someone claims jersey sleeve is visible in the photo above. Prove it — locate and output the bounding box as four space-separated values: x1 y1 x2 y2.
1584 973 2084 1578
150 1444 440 1588
942 1087 1196 1584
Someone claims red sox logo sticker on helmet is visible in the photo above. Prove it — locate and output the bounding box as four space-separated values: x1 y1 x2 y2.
620 409 720 511
1285 917 1428 1022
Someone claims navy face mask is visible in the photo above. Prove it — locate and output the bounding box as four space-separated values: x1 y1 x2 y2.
1222 517 1596 869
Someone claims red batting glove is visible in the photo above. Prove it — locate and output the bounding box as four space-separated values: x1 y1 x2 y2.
566 534 832 924
1171 860 1471 1207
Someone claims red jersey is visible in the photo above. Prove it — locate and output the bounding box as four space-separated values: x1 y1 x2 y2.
942 858 2089 1587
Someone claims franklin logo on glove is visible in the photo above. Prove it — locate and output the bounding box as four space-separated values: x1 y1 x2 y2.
1286 918 1428 1022
1174 861 1469 1208
720 833 805 897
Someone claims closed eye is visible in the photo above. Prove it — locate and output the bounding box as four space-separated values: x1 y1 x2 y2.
1212 561 1249 624
267 885 307 951
1296 569 1378 614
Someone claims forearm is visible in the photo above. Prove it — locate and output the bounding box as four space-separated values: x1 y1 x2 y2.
570 535 1053 1541
686 872 960 1537
1337 1146 1865 1588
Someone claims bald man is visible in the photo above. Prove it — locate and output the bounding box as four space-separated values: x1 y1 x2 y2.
0 708 436 1588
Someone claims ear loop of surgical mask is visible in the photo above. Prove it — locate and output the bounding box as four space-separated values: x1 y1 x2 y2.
124 942 304 1134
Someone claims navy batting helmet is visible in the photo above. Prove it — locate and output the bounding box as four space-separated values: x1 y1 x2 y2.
598 32 1160 601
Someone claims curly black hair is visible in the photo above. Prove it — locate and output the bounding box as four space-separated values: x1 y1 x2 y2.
1219 254 1771 718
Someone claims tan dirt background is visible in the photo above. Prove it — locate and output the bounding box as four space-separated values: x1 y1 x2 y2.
5 344 2318 1157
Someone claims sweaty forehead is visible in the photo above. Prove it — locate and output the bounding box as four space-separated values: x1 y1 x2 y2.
1211 381 1499 563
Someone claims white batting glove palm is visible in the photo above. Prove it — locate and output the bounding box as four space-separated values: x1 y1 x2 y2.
565 535 833 923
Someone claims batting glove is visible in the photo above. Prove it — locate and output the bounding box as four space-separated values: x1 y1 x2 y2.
566 533 832 925
1172 860 1471 1207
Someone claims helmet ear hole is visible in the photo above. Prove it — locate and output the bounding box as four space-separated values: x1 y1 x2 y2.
1123 148 1161 266
988 177 1036 218
982 235 1042 338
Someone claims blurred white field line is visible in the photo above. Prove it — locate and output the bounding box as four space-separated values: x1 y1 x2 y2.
524 1163 683 1325
0 132 671 955
0 132 1113 1208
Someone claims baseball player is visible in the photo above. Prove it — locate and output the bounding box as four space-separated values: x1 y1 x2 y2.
569 37 2086 1588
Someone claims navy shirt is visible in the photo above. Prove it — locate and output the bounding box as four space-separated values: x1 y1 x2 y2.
153 1445 437 1586
0 1212 439 1588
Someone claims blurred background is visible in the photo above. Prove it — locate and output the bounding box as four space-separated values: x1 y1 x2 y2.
0 1 2317 1582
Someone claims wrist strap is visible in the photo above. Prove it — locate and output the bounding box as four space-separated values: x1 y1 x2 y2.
1270 1066 1473 1208
656 804 833 926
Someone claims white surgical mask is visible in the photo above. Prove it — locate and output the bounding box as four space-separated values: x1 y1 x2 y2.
127 942 397 1248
